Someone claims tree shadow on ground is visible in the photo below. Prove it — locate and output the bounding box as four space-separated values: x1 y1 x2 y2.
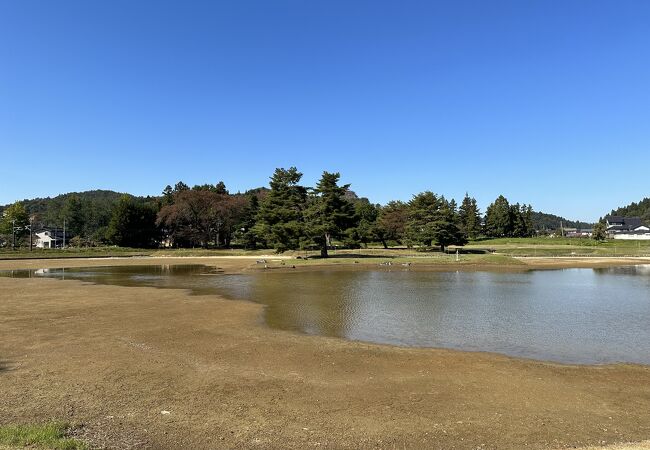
307 254 396 259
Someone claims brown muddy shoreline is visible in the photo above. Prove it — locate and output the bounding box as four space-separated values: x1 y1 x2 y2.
1 254 650 273
1 257 650 449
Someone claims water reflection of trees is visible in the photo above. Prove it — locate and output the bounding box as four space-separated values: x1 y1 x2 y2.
252 271 362 338
593 265 650 276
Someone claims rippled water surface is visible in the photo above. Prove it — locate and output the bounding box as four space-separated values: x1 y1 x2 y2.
3 264 650 364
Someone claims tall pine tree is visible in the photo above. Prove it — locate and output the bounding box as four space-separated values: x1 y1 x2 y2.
484 195 512 237
406 192 467 251
458 193 482 239
254 167 307 252
304 172 357 258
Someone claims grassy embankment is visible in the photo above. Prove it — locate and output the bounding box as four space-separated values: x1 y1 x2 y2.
0 422 86 450
1 238 649 263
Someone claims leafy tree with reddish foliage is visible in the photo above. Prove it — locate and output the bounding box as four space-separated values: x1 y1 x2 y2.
376 201 408 248
157 187 246 248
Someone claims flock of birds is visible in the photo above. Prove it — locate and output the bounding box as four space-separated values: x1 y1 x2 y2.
256 259 411 269
256 259 296 269
379 261 411 267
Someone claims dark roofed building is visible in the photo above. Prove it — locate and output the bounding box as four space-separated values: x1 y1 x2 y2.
606 216 642 231
605 216 650 240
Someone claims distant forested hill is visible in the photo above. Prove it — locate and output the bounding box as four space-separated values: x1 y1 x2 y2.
17 190 124 217
0 190 149 240
608 197 650 225
531 211 593 231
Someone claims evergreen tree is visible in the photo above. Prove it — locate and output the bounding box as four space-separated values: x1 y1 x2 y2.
406 192 467 251
106 195 159 248
239 194 261 249
162 185 174 206
405 192 441 247
510 203 527 237
484 195 512 237
61 195 85 237
430 197 468 252
254 167 307 252
214 181 228 195
523 204 534 237
458 193 482 239
353 199 380 248
174 181 190 193
304 172 357 258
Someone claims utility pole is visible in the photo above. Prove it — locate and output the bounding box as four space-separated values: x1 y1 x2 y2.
28 217 33 252
11 219 16 250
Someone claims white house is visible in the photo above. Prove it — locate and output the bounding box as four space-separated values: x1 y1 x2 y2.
34 229 70 248
606 216 650 240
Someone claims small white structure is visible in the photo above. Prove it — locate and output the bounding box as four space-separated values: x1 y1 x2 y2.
34 229 69 249
612 230 650 240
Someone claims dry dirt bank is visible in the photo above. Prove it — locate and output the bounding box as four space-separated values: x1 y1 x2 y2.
1 259 650 449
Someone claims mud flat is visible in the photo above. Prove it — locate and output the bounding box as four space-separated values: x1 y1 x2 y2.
1 258 650 449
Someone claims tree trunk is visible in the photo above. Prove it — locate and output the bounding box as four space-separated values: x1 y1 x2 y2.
321 233 330 258
381 239 388 249
440 244 445 253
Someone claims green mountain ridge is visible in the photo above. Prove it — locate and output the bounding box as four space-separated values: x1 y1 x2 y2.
530 211 593 231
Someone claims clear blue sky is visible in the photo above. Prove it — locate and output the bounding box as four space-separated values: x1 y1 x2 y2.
2 1 649 221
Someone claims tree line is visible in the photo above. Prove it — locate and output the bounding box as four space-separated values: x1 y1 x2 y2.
609 197 650 225
1 167 539 254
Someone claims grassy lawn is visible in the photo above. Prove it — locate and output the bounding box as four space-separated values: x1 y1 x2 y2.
149 248 275 257
465 237 650 257
2 238 650 261
0 246 149 260
0 422 86 450
0 247 271 260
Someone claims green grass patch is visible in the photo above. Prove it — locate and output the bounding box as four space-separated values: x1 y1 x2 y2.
0 246 148 260
3 238 650 260
0 422 87 449
465 237 650 257
149 248 273 257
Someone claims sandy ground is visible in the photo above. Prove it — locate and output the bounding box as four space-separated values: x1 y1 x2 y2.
1 258 650 449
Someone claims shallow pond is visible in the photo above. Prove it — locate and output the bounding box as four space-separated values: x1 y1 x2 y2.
3 264 650 364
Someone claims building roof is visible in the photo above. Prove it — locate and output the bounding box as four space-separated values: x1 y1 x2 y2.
35 228 72 240
606 216 643 231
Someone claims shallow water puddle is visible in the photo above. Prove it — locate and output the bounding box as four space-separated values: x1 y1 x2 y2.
3 264 650 364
